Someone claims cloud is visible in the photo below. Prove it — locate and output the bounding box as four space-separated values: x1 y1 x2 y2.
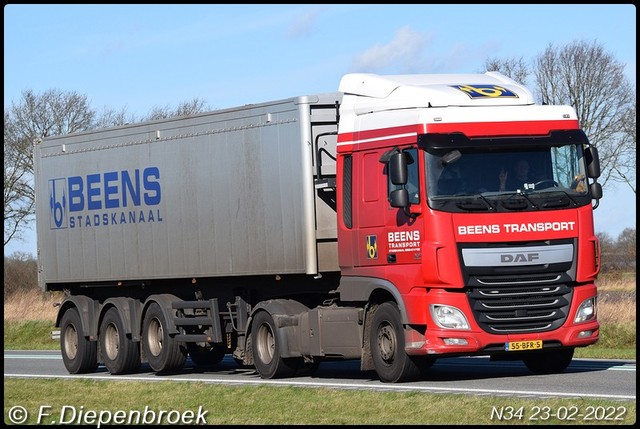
286 6 323 39
350 26 505 75
351 26 430 72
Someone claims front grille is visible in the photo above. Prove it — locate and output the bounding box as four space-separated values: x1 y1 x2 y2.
468 283 572 334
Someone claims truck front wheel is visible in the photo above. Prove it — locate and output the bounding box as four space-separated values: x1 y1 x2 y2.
370 302 422 383
251 311 299 379
142 302 187 373
59 307 98 374
99 307 141 374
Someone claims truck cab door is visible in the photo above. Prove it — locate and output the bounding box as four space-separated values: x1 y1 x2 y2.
383 147 424 266
353 151 387 267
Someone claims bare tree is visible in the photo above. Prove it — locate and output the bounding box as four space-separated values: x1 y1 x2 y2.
616 227 636 262
481 56 531 87
597 228 636 273
615 97 636 192
534 40 636 192
3 252 39 296
11 89 96 138
142 97 210 122
4 89 96 246
93 106 136 130
4 112 34 245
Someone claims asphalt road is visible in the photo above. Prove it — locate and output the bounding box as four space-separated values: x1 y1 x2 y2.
4 350 636 401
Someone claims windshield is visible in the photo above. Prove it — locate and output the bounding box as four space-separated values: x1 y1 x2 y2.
423 134 591 213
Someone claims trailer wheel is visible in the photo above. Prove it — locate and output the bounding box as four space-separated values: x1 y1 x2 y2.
59 307 98 374
523 348 574 374
142 302 187 373
99 307 141 374
370 302 421 383
187 343 226 367
251 311 299 379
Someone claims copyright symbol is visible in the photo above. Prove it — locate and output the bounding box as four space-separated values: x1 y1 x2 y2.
8 406 28 424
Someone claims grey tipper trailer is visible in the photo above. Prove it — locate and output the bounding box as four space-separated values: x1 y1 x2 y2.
34 93 347 376
35 93 342 287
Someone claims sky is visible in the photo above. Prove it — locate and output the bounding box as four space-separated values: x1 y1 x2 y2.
3 4 637 256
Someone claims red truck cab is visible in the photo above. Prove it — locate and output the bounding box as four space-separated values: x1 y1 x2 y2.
335 72 601 380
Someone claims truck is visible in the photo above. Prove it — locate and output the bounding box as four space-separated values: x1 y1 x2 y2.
34 72 603 383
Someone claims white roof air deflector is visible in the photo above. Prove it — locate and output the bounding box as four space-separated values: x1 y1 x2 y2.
338 72 535 114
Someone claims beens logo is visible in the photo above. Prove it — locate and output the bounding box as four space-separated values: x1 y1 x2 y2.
48 167 162 230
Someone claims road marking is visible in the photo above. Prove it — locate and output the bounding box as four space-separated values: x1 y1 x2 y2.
5 354 62 359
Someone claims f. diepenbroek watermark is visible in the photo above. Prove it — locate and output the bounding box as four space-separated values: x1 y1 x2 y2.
7 405 208 426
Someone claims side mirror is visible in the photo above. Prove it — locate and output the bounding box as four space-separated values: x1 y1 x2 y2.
586 146 601 179
590 182 602 200
389 189 409 208
389 152 408 185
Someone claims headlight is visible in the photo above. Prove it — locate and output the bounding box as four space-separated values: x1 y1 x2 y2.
430 305 470 330
574 297 597 324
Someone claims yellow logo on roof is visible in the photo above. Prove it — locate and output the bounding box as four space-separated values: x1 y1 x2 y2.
452 85 518 98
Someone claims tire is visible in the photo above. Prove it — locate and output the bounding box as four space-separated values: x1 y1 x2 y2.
370 302 421 383
187 342 226 367
523 348 574 374
59 307 98 374
141 302 187 373
251 311 299 379
99 307 141 374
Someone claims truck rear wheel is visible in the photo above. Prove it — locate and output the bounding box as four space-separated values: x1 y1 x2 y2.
59 307 98 374
142 302 187 373
523 348 574 374
251 311 299 379
370 302 421 383
99 307 141 374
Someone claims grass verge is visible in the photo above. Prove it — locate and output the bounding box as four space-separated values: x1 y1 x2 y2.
3 379 636 425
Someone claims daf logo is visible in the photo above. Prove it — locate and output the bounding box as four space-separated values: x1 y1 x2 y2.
500 253 540 263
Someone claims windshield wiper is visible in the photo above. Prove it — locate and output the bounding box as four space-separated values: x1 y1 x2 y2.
516 189 538 208
497 191 538 211
533 189 580 207
455 194 496 211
